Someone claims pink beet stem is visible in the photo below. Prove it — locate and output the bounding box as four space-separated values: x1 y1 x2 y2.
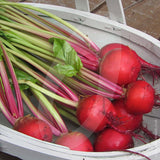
0 60 19 118
0 42 24 117
21 91 61 136
139 56 160 69
0 95 15 125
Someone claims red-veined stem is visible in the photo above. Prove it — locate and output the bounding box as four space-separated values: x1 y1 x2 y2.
0 59 19 118
0 21 99 69
0 2 100 52
21 90 62 136
31 88 68 134
6 48 79 102
0 42 23 117
0 96 15 125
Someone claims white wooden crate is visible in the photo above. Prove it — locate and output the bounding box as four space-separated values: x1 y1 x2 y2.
1 0 160 159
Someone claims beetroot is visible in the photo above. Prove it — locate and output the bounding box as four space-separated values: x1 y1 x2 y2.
55 131 93 152
99 48 141 86
76 95 116 132
14 115 53 142
94 128 134 152
99 43 130 58
100 43 160 83
125 80 155 115
113 99 143 132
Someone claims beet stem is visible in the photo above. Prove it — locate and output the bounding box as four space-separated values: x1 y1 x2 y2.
18 80 78 108
0 95 15 125
31 88 68 133
0 60 19 118
6 48 79 102
140 125 160 140
21 90 62 136
80 67 124 95
0 42 24 117
120 149 151 160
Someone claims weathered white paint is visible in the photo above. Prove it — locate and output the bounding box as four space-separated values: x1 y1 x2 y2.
106 0 126 24
74 0 126 24
75 0 90 12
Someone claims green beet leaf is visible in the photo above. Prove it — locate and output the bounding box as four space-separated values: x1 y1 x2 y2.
54 64 78 77
49 38 83 77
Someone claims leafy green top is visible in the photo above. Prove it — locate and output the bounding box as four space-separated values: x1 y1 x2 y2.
50 38 83 77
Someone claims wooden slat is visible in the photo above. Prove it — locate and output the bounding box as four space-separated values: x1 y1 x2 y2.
75 0 90 12
106 0 126 24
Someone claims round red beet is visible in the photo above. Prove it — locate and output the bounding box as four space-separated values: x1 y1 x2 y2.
99 48 141 85
76 95 116 132
99 43 130 58
94 128 134 152
14 115 53 142
55 131 93 152
113 99 143 132
125 80 155 115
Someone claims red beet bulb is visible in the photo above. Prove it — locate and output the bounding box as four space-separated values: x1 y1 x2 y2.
125 80 155 115
76 95 117 132
99 48 141 85
55 131 93 152
14 115 53 142
113 99 143 132
99 43 130 58
94 128 134 152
